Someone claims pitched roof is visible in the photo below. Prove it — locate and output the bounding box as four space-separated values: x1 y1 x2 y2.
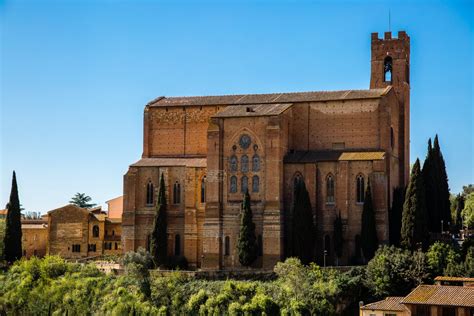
131 157 207 168
213 103 292 118
401 285 474 307
284 150 385 163
434 276 474 283
360 297 408 312
148 87 391 107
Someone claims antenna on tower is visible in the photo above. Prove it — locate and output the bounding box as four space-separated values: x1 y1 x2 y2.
388 9 391 32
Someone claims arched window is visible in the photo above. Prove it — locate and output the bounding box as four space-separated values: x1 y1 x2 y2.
92 225 99 238
356 175 365 203
252 175 259 193
241 155 249 173
230 176 237 193
384 56 393 82
230 155 238 172
258 235 263 256
241 176 249 193
200 176 206 203
175 234 181 256
390 127 394 149
293 173 303 198
324 235 331 256
224 236 230 256
112 230 115 236
252 154 260 172
146 181 154 206
173 181 181 204
326 174 335 204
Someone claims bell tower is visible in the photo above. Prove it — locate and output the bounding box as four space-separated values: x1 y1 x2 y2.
370 31 410 186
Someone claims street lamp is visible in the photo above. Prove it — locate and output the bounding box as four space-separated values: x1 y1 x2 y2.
441 220 444 234
323 250 327 267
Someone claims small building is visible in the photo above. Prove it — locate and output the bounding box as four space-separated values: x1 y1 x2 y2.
360 296 410 316
47 204 122 259
106 196 123 219
21 219 48 258
435 276 474 287
401 285 474 316
0 209 7 219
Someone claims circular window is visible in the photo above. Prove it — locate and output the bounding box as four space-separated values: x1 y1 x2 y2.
239 134 251 149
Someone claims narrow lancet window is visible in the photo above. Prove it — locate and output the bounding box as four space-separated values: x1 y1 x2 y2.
384 56 393 82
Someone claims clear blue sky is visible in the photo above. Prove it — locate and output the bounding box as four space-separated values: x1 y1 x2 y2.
1 0 472 213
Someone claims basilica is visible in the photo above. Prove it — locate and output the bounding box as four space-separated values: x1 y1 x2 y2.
122 31 411 269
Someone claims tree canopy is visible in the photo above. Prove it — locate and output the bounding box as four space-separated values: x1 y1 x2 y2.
4 171 22 263
237 190 258 267
150 173 168 267
69 193 97 208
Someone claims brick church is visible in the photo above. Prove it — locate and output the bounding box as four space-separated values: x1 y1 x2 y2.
122 31 411 269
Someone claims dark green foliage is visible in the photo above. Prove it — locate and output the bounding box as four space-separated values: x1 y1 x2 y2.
333 212 343 264
365 246 429 297
401 159 429 250
453 194 465 232
4 171 22 264
291 178 315 264
69 193 97 208
151 173 168 267
422 136 451 233
237 190 258 267
389 186 405 246
361 180 378 261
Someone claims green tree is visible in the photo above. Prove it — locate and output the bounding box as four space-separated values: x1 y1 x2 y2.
4 171 22 263
333 212 343 265
291 177 315 264
453 194 465 232
365 246 429 297
0 219 5 262
69 193 97 208
389 186 405 246
426 241 460 277
361 180 378 261
237 190 258 267
422 136 451 233
462 193 474 230
401 159 429 250
150 173 168 267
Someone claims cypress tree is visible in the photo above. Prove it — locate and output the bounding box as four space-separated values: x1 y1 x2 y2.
422 138 437 232
361 180 378 261
453 194 465 232
333 212 343 265
292 178 315 264
401 159 429 250
4 171 22 263
433 135 451 231
389 186 406 246
237 189 258 267
150 173 168 267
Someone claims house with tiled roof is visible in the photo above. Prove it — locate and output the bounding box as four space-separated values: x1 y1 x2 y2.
360 280 474 316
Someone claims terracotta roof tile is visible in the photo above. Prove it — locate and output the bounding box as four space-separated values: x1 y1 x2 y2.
401 285 474 307
213 103 292 118
284 150 385 163
148 87 391 107
131 157 207 168
361 297 408 312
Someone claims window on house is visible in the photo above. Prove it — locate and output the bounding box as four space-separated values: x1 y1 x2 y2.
230 176 237 193
224 236 230 256
175 234 181 256
241 176 248 193
112 230 115 236
326 174 335 204
173 181 181 204
384 56 393 82
115 242 118 250
33 249 37 256
230 155 238 172
201 176 206 203
93 225 99 238
72 244 81 253
241 155 249 173
356 175 365 203
252 175 259 193
252 155 260 172
146 181 154 206
258 235 263 256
